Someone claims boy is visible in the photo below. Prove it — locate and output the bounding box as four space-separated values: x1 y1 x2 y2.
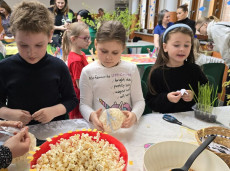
0 1 78 125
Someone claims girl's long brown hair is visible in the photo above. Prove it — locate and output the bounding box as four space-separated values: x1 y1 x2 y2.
0 0 12 18
53 0 69 15
148 27 195 95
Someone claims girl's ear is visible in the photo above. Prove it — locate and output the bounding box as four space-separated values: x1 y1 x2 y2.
163 43 167 52
70 35 76 42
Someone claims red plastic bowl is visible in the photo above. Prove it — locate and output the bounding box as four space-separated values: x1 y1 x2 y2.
30 130 128 170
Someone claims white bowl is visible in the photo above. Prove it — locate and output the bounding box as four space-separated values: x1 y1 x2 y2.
144 141 229 171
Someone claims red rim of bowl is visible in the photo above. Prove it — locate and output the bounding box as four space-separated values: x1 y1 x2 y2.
30 130 128 170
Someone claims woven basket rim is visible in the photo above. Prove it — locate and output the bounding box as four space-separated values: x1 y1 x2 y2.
195 126 230 167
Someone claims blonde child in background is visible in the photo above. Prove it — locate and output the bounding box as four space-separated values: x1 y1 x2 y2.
79 21 145 131
0 1 78 125
146 24 208 113
196 16 230 66
193 38 224 66
62 22 90 119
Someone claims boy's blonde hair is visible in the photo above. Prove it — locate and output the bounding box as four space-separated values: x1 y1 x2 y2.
10 1 54 36
62 22 89 61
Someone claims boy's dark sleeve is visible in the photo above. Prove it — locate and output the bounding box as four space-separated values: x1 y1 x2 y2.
0 68 6 108
0 145 12 169
59 63 78 114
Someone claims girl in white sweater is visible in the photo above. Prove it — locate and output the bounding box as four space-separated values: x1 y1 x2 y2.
79 21 145 131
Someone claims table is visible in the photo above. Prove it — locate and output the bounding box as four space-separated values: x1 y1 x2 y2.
126 41 154 54
28 106 230 171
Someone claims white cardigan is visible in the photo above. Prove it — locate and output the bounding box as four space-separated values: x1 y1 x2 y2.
207 21 230 66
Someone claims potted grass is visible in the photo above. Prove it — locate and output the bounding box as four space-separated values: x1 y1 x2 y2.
190 82 219 122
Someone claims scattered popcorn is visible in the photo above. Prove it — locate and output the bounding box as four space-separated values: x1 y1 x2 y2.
34 132 126 171
129 161 133 165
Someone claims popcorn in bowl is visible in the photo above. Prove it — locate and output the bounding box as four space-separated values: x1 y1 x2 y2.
99 108 126 133
30 130 128 171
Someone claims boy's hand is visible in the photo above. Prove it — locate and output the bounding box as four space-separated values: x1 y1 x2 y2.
32 107 56 123
167 92 182 103
121 111 137 128
4 127 30 158
181 90 194 102
89 108 103 131
7 109 32 125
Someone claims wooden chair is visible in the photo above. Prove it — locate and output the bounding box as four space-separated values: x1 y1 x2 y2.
212 51 229 101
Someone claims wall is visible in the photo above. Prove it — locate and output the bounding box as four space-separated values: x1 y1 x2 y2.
159 0 177 12
6 0 116 14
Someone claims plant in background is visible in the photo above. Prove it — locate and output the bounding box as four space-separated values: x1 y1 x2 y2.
83 8 140 37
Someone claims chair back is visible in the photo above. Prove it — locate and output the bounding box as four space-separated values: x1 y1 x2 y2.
141 45 154 54
201 63 225 93
142 65 152 84
0 52 4 60
141 80 152 115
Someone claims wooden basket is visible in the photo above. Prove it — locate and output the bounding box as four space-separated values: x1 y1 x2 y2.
195 126 230 168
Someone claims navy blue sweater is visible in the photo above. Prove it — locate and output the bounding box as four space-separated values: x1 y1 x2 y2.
0 53 78 125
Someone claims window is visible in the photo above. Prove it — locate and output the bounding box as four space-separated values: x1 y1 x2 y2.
139 0 159 30
147 0 157 29
140 0 147 29
221 0 230 21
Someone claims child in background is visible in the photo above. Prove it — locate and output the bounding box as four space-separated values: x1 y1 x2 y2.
193 38 224 66
146 24 208 113
0 1 78 125
79 21 145 131
62 22 90 119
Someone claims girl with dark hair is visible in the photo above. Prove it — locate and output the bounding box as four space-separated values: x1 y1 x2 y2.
76 9 96 55
153 9 173 52
175 4 196 35
146 24 208 113
0 0 12 39
48 0 76 46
